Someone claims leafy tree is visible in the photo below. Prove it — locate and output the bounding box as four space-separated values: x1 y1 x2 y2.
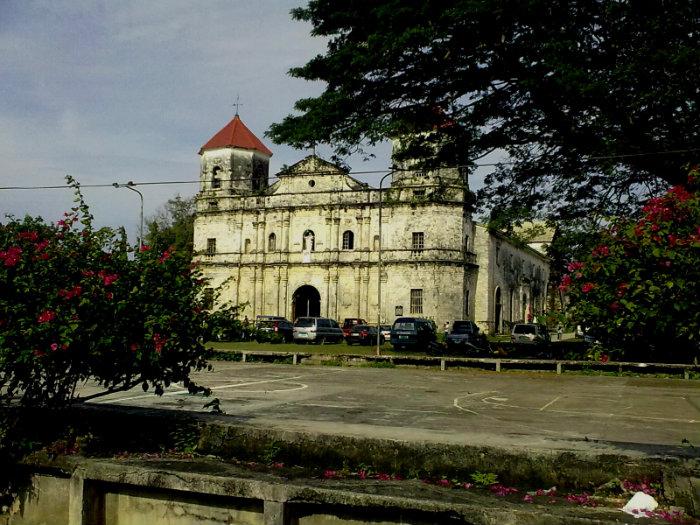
561 168 700 362
145 194 195 259
268 0 699 222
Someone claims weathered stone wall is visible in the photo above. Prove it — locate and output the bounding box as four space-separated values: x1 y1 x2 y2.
192 153 549 330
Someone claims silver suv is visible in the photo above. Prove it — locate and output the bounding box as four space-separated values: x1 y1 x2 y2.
293 317 344 344
511 323 551 345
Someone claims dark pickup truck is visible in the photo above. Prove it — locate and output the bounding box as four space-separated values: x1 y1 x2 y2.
445 320 490 355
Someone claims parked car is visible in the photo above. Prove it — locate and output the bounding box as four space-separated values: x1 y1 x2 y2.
445 320 490 354
379 325 392 341
342 318 367 338
293 317 344 344
346 324 384 346
511 323 551 346
255 315 294 343
390 317 437 351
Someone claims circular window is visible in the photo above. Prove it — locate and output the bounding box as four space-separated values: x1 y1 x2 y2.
308 179 316 187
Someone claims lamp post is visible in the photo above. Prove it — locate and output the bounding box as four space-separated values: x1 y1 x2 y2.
376 171 395 356
112 181 144 247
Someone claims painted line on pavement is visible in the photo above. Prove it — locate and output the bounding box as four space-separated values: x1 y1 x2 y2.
539 396 561 411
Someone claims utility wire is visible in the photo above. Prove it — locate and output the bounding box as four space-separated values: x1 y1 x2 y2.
0 147 697 191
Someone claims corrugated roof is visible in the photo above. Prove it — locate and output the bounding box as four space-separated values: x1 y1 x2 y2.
199 115 272 156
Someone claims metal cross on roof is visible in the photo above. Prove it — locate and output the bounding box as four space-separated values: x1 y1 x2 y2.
232 94 243 116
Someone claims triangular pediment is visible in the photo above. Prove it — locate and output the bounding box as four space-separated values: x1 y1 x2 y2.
279 155 348 176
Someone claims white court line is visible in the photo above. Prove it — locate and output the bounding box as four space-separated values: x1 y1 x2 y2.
479 396 697 424
453 391 498 415
297 403 361 409
94 375 305 404
539 396 561 411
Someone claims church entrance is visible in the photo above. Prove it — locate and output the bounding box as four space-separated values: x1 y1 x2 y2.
292 285 321 321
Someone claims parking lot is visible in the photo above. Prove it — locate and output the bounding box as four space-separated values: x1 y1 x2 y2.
82 362 700 458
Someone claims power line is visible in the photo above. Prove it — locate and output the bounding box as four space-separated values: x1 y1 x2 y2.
0 146 697 191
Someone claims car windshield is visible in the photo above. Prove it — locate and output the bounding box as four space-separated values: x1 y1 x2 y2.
257 320 276 328
352 325 369 332
452 322 473 333
394 322 415 330
513 325 536 335
295 318 314 327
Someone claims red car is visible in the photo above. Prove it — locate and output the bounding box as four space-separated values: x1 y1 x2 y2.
341 318 366 338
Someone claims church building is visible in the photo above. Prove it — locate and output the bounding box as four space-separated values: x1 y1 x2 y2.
192 115 550 333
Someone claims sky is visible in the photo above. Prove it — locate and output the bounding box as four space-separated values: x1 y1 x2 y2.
0 0 394 242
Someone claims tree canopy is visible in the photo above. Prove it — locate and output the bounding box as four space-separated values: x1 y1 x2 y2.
268 0 699 222
145 195 195 259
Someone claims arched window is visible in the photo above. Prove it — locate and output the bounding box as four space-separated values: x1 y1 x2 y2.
342 230 354 250
373 235 379 251
268 233 276 252
244 238 251 253
303 230 315 251
212 166 221 189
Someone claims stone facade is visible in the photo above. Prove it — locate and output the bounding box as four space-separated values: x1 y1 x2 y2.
193 117 550 333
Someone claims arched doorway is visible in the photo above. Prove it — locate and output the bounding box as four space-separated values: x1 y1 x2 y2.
494 287 502 334
292 285 321 320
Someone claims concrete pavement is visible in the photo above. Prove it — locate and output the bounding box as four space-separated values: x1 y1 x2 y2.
83 362 700 459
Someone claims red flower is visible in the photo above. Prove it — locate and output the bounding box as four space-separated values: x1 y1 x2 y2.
50 343 58 352
130 343 140 352
0 246 23 267
35 239 50 251
581 283 595 293
567 261 584 272
101 273 119 286
357 469 367 480
33 349 45 358
37 310 57 324
616 282 628 297
140 244 151 252
599 354 609 363
323 469 337 479
158 249 172 264
376 472 391 481
18 231 38 241
152 333 167 353
592 245 610 257
558 274 572 292
609 301 620 312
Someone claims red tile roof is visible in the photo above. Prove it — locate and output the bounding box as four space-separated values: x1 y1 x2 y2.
199 115 273 156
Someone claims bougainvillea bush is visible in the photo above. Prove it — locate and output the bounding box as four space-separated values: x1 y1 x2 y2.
0 180 212 408
561 168 700 362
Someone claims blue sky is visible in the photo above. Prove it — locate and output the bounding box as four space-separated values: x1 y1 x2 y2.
0 1 393 241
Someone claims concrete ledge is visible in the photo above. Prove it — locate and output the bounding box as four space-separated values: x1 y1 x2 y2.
16 457 650 525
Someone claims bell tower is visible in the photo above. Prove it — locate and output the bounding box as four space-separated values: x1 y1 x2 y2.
198 114 272 194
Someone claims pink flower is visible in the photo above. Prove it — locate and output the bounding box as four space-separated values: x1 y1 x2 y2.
37 310 56 324
357 469 368 480
323 469 337 479
523 494 534 503
462 482 473 490
50 343 58 352
102 273 119 286
489 484 518 496
271 462 284 469
581 283 595 293
437 479 452 487
376 472 391 481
